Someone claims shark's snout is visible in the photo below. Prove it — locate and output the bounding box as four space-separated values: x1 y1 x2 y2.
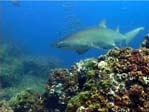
139 27 144 31
141 27 144 31
52 42 61 48
53 41 67 49
53 43 61 48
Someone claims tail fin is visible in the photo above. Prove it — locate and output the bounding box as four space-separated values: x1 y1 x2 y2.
125 27 144 46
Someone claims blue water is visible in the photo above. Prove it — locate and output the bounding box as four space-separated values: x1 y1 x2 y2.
1 1 148 67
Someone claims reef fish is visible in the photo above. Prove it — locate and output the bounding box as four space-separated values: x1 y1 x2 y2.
54 20 144 54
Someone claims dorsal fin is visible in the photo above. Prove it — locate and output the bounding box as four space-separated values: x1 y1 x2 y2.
116 26 119 32
99 19 106 28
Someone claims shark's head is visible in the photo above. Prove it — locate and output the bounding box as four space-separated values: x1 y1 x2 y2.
53 41 70 50
139 27 144 31
53 40 89 54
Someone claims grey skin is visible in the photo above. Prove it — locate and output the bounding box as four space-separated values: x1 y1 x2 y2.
54 20 144 54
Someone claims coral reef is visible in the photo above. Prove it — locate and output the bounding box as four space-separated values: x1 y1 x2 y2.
0 100 13 112
9 89 48 112
0 43 24 89
141 33 149 48
0 34 148 112
22 56 62 78
65 47 149 112
43 35 149 112
43 68 79 111
0 42 62 100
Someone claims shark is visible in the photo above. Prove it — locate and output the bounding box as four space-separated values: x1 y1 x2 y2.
53 20 144 54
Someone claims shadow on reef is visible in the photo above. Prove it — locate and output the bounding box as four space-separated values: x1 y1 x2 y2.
0 41 62 100
0 34 149 112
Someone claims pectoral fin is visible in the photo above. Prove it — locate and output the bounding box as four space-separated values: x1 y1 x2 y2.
75 47 90 54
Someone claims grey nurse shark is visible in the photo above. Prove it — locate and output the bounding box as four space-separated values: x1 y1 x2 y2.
54 20 144 54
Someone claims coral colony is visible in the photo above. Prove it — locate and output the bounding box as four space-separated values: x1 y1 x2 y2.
0 34 149 112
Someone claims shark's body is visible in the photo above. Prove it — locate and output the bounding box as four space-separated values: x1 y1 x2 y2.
54 20 144 54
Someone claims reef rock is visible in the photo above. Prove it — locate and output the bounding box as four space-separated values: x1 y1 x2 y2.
1 34 148 112
0 100 13 112
45 35 149 112
9 89 48 112
66 47 149 112
141 34 149 48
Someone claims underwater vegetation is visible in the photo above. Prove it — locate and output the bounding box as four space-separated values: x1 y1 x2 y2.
0 34 148 112
0 42 62 100
45 38 149 112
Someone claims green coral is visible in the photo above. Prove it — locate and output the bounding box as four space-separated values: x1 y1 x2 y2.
0 58 23 87
66 91 90 112
0 42 62 100
0 100 13 112
89 102 100 110
98 79 112 88
64 47 149 112
0 35 148 112
87 70 96 79
9 89 47 112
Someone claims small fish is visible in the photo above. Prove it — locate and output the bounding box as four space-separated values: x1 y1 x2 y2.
53 20 144 54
